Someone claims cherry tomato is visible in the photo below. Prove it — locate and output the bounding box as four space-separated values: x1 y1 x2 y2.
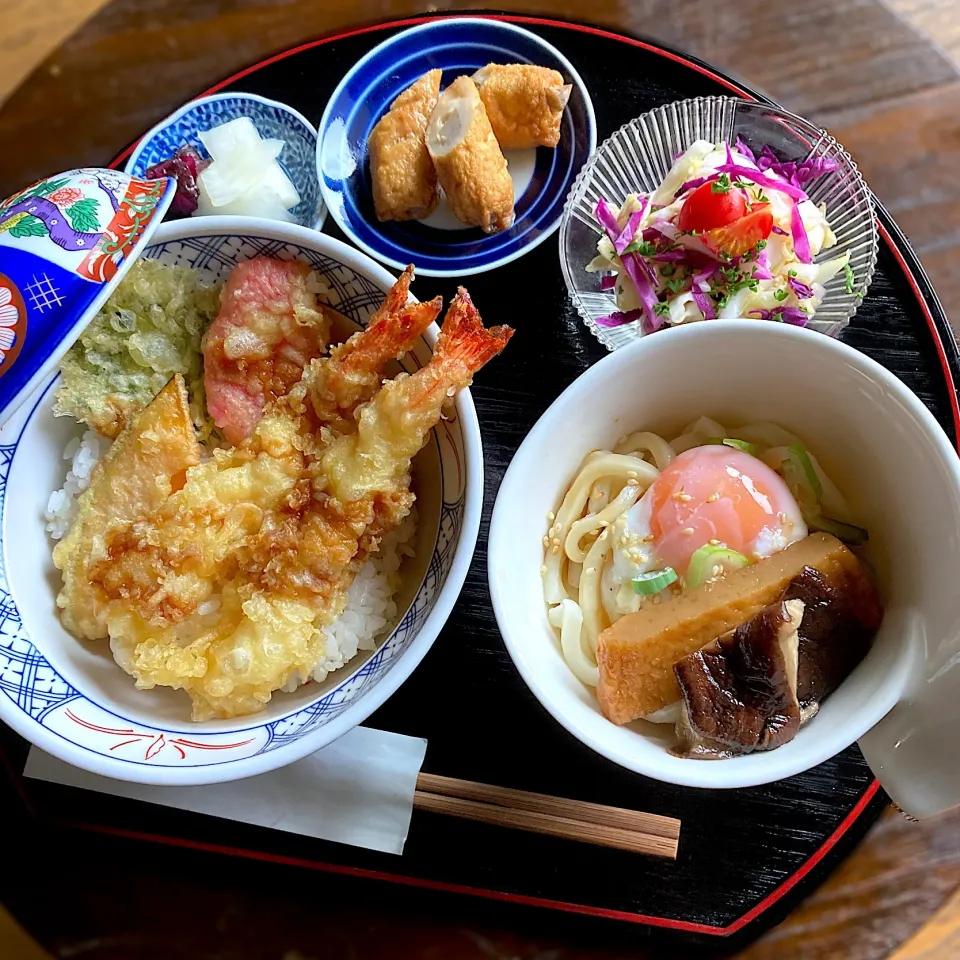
707 205 774 258
677 181 748 233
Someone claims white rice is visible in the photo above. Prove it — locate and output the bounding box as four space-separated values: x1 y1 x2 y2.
45 432 417 684
45 430 109 540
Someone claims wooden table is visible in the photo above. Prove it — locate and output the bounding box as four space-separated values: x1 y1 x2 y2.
1 1 960 958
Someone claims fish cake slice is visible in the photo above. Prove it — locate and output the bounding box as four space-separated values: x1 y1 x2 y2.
368 69 442 221
472 63 572 149
426 76 515 234
596 533 877 724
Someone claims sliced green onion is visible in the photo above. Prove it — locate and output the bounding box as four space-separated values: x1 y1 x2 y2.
781 445 820 515
631 568 678 595
686 545 750 590
808 514 869 545
706 437 759 456
787 444 823 499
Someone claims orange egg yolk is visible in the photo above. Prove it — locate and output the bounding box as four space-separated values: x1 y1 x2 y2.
644 445 802 574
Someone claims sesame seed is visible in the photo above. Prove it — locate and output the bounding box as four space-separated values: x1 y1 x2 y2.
682 527 694 536
547 511 556 521
678 493 692 502
707 493 719 502
540 565 547 576
542 535 550 546
627 479 639 487
552 545 560 554
551 538 561 547
598 520 609 528
643 534 655 542
627 470 638 478
709 539 721 546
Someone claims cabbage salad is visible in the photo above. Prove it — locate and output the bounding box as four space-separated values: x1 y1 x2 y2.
586 139 853 333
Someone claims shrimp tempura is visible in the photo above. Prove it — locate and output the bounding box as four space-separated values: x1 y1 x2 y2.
304 265 441 434
321 288 513 502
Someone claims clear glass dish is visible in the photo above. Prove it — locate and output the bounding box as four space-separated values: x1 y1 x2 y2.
559 97 879 351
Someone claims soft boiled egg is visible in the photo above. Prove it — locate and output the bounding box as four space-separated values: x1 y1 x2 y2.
611 444 807 587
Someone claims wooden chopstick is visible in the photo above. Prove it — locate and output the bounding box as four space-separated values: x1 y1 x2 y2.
414 772 680 860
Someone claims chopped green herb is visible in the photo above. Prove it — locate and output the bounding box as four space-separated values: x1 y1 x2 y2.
727 276 759 294
654 301 671 317
733 180 751 190
757 191 769 202
666 277 687 294
788 269 798 277
623 239 658 257
756 239 767 250
843 262 856 295
775 289 789 302
660 264 675 277
711 173 732 194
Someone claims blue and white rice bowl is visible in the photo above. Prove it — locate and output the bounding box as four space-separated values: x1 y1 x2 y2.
126 93 325 230
317 17 597 277
0 218 480 784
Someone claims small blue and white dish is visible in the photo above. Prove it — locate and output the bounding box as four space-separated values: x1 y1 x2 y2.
317 18 596 277
0 167 175 426
126 92 325 229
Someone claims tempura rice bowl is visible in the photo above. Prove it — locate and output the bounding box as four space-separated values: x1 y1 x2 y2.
0 218 483 784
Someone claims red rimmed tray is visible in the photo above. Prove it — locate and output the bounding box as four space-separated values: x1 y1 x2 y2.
3 12 957 952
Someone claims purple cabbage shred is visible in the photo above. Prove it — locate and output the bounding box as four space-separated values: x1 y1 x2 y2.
755 144 840 190
750 307 808 326
788 276 815 299
734 137 756 163
596 309 643 328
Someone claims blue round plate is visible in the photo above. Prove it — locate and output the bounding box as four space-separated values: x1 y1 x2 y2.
317 17 596 277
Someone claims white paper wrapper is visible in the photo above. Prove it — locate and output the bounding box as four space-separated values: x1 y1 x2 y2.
24 726 427 855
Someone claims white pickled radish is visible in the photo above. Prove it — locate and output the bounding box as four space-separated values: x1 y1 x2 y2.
260 161 300 209
197 179 296 222
198 117 264 161
198 140 285 206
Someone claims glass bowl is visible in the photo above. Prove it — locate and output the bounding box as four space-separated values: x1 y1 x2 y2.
559 97 879 351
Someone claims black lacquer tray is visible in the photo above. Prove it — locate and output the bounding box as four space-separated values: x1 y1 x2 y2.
3 12 958 952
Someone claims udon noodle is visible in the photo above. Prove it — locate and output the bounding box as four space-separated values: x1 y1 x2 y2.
542 417 849 688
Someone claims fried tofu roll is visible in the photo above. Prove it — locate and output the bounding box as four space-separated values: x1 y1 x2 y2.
472 63 572 149
426 76 515 233
368 69 442 221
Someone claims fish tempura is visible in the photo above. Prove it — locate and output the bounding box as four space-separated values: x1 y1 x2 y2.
203 257 333 445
